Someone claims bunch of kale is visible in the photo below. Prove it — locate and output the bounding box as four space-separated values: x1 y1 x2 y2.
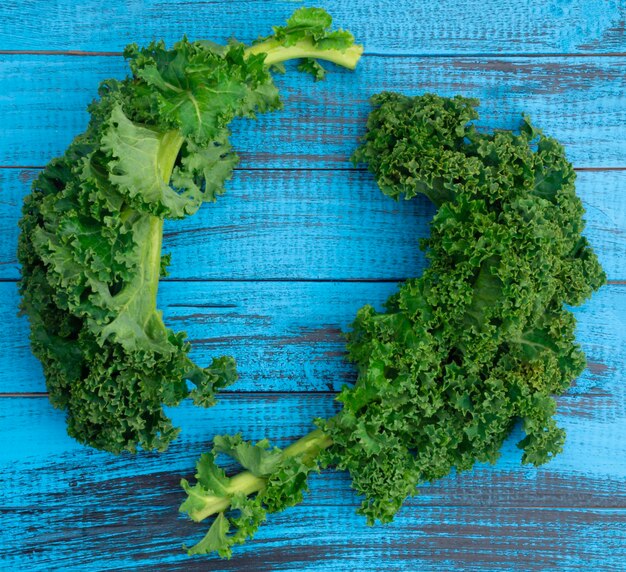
181 92 605 556
17 8 362 454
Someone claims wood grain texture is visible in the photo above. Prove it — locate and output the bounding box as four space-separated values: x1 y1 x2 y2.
2 168 624 281
0 0 623 55
2 504 624 571
2 395 625 506
2 55 626 169
2 281 623 396
1 396 625 571
2 2 625 570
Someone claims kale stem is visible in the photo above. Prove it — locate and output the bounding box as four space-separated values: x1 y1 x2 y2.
245 38 363 69
149 130 184 305
106 130 184 335
189 429 333 522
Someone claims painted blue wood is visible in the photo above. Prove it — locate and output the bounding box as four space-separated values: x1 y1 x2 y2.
2 502 623 571
0 0 623 55
2 396 625 507
1 395 625 570
1 281 623 394
1 1 625 570
2 55 626 169
2 168 624 281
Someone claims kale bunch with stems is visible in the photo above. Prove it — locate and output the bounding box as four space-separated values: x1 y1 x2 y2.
180 92 605 557
18 8 362 454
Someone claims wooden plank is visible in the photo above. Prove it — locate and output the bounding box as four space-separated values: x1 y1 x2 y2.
0 0 623 55
1 55 626 169
1 504 624 571
2 281 623 396
0 167 434 281
1 395 624 508
3 169 623 281
0 395 624 570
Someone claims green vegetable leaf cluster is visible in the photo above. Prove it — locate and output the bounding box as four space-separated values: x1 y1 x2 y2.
18 8 362 453
181 92 605 554
330 92 606 522
180 430 330 556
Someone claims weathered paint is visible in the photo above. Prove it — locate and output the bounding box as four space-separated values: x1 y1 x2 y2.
1 56 626 168
0 281 622 394
2 169 625 281
1 2 625 570
0 396 625 570
0 0 622 54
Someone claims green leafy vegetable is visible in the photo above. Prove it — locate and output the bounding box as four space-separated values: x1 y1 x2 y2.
180 430 330 556
181 92 605 555
18 8 362 454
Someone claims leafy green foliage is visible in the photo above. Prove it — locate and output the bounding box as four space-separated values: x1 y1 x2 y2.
180 434 321 557
18 8 362 454
182 92 605 555
298 58 327 81
125 40 281 144
213 435 284 476
269 7 356 51
331 91 606 522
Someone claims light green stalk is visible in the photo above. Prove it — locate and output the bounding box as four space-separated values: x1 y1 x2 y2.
115 131 183 334
149 130 184 303
190 429 332 522
141 39 361 323
245 37 363 69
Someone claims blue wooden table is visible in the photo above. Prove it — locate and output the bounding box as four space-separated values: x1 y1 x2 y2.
1 1 625 570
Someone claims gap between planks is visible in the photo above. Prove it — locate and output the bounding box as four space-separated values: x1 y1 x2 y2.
0 391 335 398
0 277 624 285
2 504 625 511
2 50 626 58
3 165 626 171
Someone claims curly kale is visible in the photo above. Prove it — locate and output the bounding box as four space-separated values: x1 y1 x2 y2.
180 92 605 555
17 8 362 454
